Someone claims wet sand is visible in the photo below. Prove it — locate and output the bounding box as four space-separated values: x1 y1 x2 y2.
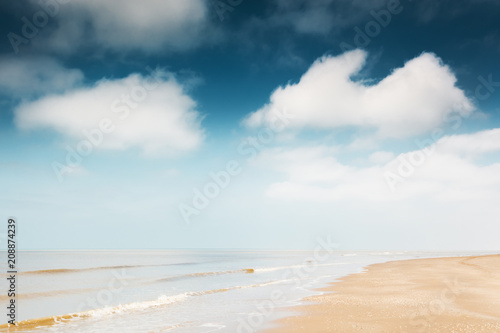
265 254 500 332
0 314 79 331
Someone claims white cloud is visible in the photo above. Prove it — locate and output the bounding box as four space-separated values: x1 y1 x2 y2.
369 151 395 164
0 56 83 97
257 146 391 202
245 50 474 139
39 0 215 53
14 71 204 155
436 128 500 156
256 128 500 203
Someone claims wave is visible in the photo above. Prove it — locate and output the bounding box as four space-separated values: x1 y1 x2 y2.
154 268 255 283
0 287 101 301
0 280 287 331
153 263 345 283
1 263 345 302
1 268 254 301
19 262 197 275
19 262 345 279
85 280 283 317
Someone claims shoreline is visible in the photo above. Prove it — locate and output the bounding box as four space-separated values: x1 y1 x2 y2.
263 254 500 332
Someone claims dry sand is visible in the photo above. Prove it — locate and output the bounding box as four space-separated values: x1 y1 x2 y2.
265 254 500 332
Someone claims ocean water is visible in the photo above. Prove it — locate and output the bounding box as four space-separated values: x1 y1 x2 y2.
0 249 493 332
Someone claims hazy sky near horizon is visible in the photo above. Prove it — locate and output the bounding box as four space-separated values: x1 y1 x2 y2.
1 0 500 250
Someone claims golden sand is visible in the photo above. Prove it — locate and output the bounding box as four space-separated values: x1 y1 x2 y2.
265 254 500 332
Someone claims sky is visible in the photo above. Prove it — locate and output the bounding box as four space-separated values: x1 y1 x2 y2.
1 0 500 250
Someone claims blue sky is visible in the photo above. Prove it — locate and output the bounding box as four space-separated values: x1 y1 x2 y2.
1 0 500 250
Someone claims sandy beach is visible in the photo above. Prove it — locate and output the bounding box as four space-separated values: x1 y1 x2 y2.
266 254 500 332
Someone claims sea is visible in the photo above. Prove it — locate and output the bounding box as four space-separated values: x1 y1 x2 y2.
0 249 494 332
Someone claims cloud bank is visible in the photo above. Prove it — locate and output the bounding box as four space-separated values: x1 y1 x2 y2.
245 50 474 138
256 128 500 203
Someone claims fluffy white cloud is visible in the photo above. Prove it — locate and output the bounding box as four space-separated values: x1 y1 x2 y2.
0 56 83 97
245 50 474 138
256 128 500 203
39 0 214 53
14 71 204 155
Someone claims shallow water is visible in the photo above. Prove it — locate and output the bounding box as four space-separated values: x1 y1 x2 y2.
0 250 494 332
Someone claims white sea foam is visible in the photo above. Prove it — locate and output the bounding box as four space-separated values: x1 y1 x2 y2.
83 293 191 318
63 279 290 323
